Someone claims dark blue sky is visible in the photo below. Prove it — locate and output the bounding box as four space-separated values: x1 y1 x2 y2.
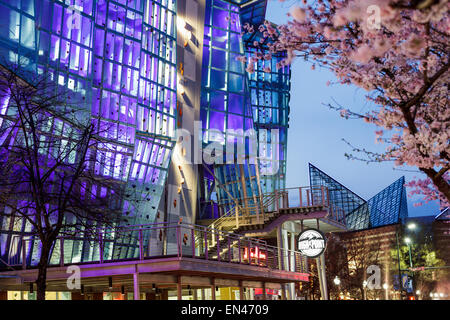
266 0 440 217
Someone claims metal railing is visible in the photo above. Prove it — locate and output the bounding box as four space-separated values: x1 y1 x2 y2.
327 203 346 225
209 186 343 231
5 222 308 274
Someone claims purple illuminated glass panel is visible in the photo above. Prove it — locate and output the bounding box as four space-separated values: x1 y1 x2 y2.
0 0 178 264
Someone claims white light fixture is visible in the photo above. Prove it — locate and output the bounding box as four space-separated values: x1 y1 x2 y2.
185 30 192 41
179 84 185 96
176 17 187 31
407 223 417 230
404 237 412 244
383 283 388 290
333 276 341 286
176 17 192 46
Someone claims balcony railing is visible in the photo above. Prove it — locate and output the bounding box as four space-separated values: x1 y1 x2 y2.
209 186 346 230
5 222 308 275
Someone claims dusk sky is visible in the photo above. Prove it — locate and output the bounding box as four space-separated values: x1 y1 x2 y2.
266 0 441 217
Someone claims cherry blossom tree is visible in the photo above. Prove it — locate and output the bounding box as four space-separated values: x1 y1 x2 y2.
244 0 449 206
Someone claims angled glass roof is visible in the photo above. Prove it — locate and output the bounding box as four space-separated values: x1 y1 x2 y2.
309 163 366 215
368 176 408 227
346 177 408 230
309 164 408 230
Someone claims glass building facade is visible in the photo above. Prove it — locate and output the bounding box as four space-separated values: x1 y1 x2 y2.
244 25 290 194
0 0 177 265
199 0 258 219
309 163 409 231
198 0 291 219
0 0 292 265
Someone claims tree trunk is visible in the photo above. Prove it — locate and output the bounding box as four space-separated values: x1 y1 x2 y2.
36 244 51 300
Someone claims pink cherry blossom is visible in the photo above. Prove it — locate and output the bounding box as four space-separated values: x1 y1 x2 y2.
290 6 307 23
243 0 450 206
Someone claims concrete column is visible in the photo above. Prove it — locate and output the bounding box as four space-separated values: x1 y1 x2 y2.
211 279 216 300
177 276 182 300
239 281 244 300
281 285 287 300
276 226 284 270
200 289 205 300
282 229 290 272
161 289 169 300
316 258 324 300
262 283 267 300
133 272 140 300
193 289 198 300
316 255 328 300
321 255 329 300
279 227 291 300
290 232 296 300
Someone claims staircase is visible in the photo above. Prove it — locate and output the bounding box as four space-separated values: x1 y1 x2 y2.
203 186 346 257
208 186 344 232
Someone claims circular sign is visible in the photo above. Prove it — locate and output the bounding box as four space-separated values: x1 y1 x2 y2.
297 228 326 258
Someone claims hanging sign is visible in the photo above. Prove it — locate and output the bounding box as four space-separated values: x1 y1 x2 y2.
297 228 326 258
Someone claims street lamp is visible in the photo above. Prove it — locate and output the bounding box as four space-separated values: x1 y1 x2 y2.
404 237 413 268
383 283 389 300
407 223 417 230
334 276 341 300
363 280 368 300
